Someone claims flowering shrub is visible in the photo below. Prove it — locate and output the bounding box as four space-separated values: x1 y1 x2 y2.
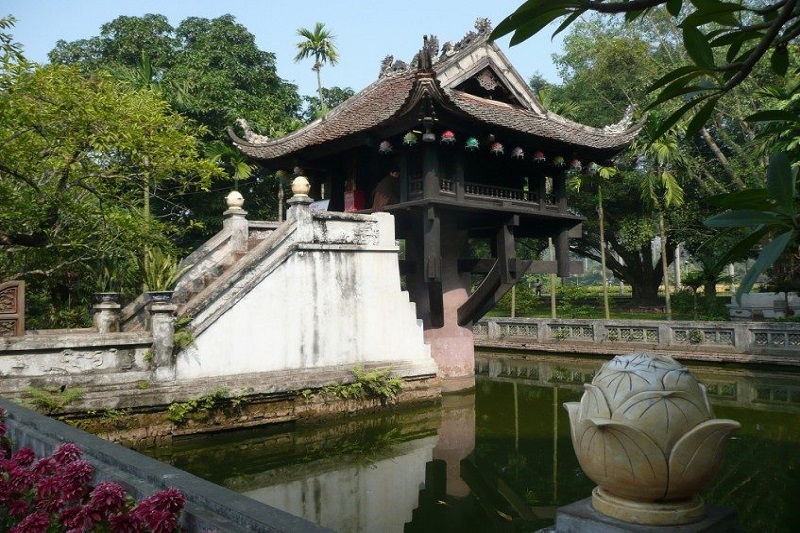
0 407 186 532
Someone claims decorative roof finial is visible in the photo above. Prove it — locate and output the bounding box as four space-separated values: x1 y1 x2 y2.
475 18 492 35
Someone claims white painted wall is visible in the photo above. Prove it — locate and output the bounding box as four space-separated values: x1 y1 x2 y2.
177 210 434 379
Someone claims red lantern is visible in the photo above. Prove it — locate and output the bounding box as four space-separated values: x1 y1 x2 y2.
441 130 456 145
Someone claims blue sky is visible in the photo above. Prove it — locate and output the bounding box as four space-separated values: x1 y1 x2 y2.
5 0 565 98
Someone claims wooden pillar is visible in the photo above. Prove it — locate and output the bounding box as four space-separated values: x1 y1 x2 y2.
455 157 465 201
556 228 570 277
422 142 439 200
424 206 443 327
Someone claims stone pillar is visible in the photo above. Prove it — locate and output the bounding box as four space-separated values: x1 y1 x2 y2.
149 302 177 381
223 191 249 255
408 215 475 392
287 176 314 241
92 302 121 333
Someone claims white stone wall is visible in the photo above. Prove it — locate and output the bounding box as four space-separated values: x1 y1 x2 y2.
177 211 433 379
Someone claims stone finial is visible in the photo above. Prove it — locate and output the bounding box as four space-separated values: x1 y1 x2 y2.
291 176 311 197
564 353 740 526
225 190 245 210
475 17 492 35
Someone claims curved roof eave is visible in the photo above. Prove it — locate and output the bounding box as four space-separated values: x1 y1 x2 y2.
231 71 418 161
231 63 641 164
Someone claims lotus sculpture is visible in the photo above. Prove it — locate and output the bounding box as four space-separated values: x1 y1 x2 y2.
564 353 739 525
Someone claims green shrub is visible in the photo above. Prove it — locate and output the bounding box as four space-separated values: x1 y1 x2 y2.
23 385 84 414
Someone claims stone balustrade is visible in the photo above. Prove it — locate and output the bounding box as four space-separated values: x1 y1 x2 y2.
474 316 800 360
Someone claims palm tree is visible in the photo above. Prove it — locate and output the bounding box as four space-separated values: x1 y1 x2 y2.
294 22 339 113
206 141 255 192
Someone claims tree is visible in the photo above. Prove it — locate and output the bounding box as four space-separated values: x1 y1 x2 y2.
49 14 304 249
706 152 800 297
528 12 775 303
569 165 618 318
497 1 800 297
493 0 800 136
301 85 354 123
294 22 340 112
0 30 220 326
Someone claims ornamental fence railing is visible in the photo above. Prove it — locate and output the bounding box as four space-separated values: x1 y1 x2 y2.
473 316 800 358
409 179 558 208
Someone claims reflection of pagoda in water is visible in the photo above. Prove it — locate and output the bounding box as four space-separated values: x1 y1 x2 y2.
232 19 640 390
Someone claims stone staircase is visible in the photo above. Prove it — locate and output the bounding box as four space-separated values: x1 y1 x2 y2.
120 217 282 332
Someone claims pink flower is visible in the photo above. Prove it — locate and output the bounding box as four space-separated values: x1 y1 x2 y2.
9 511 50 533
89 481 128 513
143 510 177 533
8 497 30 517
8 468 35 492
11 447 35 467
59 505 84 528
35 475 62 501
52 443 82 465
109 512 146 533
32 456 56 477
148 487 186 514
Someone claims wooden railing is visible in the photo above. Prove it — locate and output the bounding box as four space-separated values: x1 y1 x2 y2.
409 179 558 207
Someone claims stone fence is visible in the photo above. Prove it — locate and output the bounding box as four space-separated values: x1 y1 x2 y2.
0 398 328 532
474 316 800 364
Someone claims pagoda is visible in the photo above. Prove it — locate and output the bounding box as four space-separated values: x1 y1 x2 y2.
231 19 639 390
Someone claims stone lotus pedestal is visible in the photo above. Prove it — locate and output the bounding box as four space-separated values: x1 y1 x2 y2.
563 353 740 527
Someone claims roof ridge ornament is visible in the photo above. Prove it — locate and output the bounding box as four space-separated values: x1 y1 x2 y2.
603 105 636 133
235 118 270 143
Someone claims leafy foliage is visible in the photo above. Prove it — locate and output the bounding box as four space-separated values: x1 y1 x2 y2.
22 386 84 415
166 388 248 425
141 248 192 292
312 367 404 405
706 152 800 299
493 0 800 136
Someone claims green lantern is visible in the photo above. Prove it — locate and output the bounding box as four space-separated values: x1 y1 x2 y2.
403 132 419 146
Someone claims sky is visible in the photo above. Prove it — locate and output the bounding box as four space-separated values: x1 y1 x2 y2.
4 0 565 99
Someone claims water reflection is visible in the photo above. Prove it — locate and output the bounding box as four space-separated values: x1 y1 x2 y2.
141 352 800 532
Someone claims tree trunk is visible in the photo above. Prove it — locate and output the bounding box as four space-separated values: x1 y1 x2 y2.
315 65 324 111
659 213 672 320
598 187 610 319
703 280 717 307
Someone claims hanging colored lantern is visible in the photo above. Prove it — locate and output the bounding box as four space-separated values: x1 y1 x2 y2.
441 130 456 145
490 142 504 155
403 132 419 146
533 150 546 163
569 159 583 171
378 140 393 154
552 155 565 167
511 147 525 159
465 137 480 151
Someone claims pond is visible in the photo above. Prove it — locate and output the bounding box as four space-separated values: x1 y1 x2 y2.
139 352 800 532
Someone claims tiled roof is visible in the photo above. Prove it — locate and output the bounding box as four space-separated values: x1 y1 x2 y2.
446 90 640 150
232 38 639 162
233 72 417 160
